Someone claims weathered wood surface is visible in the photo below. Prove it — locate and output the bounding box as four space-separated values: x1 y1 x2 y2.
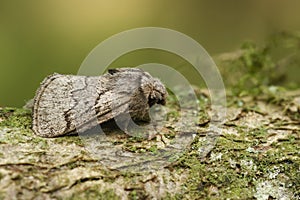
0 88 299 199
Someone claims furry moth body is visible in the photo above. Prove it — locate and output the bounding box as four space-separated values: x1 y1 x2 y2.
32 68 167 137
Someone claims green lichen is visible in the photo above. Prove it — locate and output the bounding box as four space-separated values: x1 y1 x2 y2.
0 91 298 199
1 35 300 199
54 135 84 146
0 107 32 129
66 188 119 200
128 190 147 200
175 130 299 199
168 85 299 199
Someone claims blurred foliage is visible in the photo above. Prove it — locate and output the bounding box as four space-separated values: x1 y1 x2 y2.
0 1 300 106
217 31 300 96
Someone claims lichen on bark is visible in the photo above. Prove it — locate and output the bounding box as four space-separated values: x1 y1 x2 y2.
0 86 299 199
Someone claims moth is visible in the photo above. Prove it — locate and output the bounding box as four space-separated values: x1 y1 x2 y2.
32 68 167 137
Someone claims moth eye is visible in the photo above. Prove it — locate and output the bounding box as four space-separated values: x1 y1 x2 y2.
148 95 157 107
157 95 166 105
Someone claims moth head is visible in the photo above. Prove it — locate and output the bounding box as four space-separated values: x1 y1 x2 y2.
148 78 167 107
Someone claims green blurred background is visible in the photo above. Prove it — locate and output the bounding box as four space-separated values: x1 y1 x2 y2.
1 0 300 107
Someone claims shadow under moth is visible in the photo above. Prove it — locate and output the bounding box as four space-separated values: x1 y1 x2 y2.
32 68 167 138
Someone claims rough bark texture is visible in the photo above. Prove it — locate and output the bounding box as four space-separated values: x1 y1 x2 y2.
0 87 299 199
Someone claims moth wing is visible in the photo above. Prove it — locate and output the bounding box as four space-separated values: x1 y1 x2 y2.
92 69 147 128
32 68 153 137
32 73 76 137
